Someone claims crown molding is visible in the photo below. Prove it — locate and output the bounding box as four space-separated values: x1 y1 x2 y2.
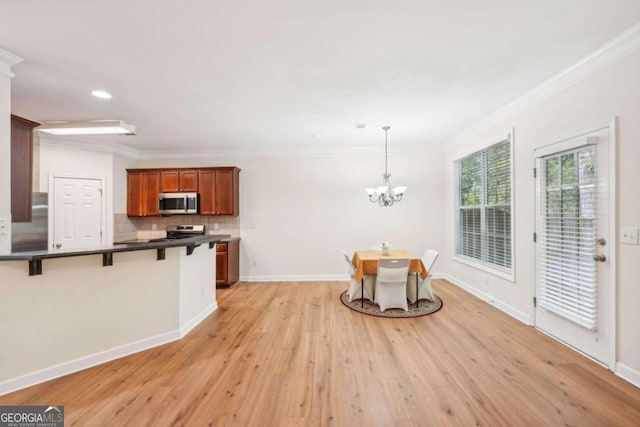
0 48 23 78
450 22 640 145
138 141 444 160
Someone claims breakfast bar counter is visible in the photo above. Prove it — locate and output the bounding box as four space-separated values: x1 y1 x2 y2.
0 234 231 276
0 235 225 394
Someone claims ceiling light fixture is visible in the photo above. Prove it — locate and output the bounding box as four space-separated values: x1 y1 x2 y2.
365 126 407 207
91 90 112 99
37 120 136 136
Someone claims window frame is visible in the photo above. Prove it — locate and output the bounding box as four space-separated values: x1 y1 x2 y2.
453 131 515 281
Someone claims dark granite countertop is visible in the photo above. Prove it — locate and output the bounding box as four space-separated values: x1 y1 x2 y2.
207 235 240 243
0 235 230 275
0 234 231 261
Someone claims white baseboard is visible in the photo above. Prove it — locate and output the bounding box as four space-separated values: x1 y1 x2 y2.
0 304 218 397
0 330 179 396
615 362 640 389
240 274 348 282
437 273 532 325
179 302 218 337
437 274 640 390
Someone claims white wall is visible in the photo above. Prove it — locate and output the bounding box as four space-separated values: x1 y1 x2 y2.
442 49 640 384
36 139 116 245
113 152 138 214
0 50 21 254
179 243 217 326
136 149 446 280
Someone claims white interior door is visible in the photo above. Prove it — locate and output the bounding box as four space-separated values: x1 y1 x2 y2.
53 177 103 252
534 125 613 366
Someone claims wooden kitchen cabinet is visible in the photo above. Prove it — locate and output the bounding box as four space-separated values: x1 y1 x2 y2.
198 167 240 216
216 239 240 287
127 171 160 217
160 169 198 192
11 115 40 223
127 166 239 217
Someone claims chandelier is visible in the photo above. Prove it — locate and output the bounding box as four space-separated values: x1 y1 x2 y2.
365 126 407 207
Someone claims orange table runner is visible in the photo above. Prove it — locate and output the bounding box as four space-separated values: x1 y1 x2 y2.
351 250 427 282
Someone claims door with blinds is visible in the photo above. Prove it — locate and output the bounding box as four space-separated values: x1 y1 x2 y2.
534 125 612 366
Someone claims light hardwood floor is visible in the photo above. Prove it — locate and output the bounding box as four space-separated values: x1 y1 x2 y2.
1 279 639 426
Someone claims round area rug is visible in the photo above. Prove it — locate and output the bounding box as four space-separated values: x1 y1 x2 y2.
340 290 443 318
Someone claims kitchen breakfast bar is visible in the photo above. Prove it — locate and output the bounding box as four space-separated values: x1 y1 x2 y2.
0 235 228 395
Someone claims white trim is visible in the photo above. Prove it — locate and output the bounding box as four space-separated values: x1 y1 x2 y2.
139 144 445 160
438 273 532 325
607 118 617 371
240 274 348 282
451 22 640 147
532 156 542 327
452 256 514 282
179 302 218 337
615 363 640 389
0 48 23 78
0 330 180 397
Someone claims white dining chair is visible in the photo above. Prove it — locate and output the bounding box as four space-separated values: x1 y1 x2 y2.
374 258 410 312
343 251 374 304
407 249 439 304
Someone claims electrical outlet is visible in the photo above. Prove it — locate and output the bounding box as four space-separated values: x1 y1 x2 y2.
151 223 157 231
213 223 219 230
200 287 204 296
621 227 639 245
251 260 257 268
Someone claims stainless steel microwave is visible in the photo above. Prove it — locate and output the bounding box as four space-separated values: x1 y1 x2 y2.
158 192 198 215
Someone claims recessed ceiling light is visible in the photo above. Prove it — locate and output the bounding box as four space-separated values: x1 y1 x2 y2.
355 123 366 129
91 90 112 99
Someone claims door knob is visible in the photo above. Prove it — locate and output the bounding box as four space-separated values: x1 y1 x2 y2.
593 254 606 262
55 243 62 249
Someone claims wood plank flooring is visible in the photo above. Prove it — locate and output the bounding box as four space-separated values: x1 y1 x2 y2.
1 280 639 426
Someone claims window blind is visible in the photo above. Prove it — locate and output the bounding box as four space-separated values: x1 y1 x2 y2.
455 138 512 271
539 147 597 330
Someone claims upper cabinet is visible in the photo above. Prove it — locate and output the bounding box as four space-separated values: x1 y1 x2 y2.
199 167 240 216
127 167 240 217
11 115 40 223
160 169 198 192
127 171 160 217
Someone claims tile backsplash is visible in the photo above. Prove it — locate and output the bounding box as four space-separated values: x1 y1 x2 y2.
114 214 240 242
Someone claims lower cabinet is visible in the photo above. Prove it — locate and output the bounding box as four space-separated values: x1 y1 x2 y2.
216 239 240 287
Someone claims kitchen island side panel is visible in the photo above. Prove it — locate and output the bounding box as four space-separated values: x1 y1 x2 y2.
0 245 216 394
179 242 217 333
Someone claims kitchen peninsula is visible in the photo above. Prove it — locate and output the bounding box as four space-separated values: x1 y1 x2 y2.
0 235 227 395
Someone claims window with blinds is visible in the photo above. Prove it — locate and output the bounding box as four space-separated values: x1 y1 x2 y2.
539 147 597 330
455 138 512 272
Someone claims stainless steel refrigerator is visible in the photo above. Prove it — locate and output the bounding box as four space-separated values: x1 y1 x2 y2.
11 192 48 252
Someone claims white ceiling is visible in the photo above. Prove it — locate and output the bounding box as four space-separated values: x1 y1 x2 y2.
2 0 640 155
